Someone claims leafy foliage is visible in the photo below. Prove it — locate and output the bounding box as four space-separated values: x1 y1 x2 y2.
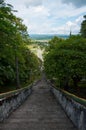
80 15 86 38
44 36 86 90
0 0 40 89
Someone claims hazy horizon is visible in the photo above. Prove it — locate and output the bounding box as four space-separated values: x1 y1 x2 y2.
29 33 69 40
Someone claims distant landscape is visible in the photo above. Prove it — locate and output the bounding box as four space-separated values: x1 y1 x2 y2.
0 0 86 100
29 34 69 40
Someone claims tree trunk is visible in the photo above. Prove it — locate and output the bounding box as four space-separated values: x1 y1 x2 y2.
15 56 20 89
72 75 80 93
64 77 69 91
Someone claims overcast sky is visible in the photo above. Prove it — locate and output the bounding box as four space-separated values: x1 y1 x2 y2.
6 0 86 34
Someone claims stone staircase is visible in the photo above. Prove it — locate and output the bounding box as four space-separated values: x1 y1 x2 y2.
0 79 77 130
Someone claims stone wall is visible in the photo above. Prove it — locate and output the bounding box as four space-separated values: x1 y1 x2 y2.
0 86 32 122
50 86 86 130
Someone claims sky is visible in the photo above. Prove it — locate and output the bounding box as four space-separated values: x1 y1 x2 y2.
6 0 86 34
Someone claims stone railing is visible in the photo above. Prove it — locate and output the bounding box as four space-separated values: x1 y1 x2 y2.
0 83 34 122
49 84 86 130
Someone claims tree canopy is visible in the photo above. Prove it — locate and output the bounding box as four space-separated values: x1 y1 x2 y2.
80 15 86 38
0 0 41 89
44 35 86 90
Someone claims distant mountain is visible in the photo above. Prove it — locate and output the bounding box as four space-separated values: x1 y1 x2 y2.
29 34 69 40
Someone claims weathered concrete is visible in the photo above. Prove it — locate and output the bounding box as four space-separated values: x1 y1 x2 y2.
0 78 77 130
50 86 86 130
0 86 32 122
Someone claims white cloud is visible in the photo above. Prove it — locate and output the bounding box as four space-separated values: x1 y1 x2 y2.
24 0 42 7
64 16 84 34
62 0 86 8
6 0 86 34
75 16 83 23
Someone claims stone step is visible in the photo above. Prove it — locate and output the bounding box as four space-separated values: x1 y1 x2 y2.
0 79 77 130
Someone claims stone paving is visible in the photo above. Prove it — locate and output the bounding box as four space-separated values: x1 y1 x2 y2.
0 78 78 130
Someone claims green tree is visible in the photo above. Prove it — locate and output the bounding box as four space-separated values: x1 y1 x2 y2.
80 15 86 38
44 36 86 90
0 0 41 90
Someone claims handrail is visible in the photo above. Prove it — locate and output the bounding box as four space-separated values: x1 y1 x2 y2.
48 80 86 107
0 84 32 100
61 89 86 107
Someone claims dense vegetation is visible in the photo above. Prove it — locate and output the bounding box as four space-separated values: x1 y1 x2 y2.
80 15 86 38
0 0 41 92
0 0 86 98
44 16 86 98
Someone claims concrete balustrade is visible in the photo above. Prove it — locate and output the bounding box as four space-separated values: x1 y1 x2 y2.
50 86 86 130
0 85 32 122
